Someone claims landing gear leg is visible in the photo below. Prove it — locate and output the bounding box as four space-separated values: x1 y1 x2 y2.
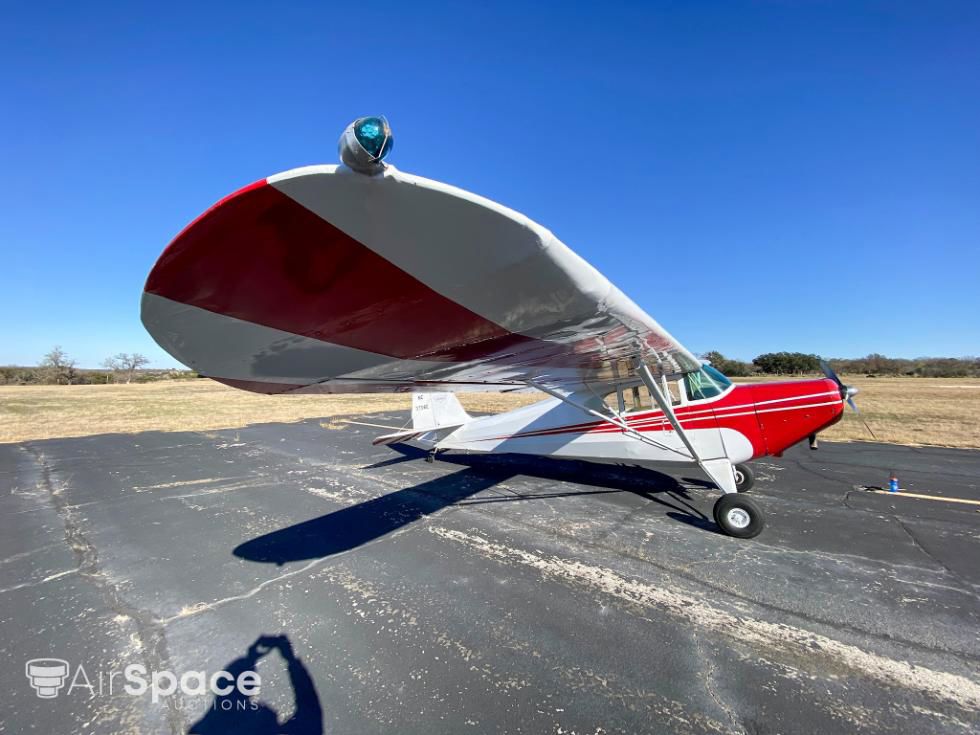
733 463 755 492
713 493 765 539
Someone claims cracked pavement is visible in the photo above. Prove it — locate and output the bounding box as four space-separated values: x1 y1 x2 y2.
0 414 978 734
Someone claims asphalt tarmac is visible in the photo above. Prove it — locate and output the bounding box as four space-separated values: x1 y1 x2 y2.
1 413 978 734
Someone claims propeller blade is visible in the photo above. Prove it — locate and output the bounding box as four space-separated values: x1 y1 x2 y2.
821 358 877 438
821 359 848 402
820 359 843 387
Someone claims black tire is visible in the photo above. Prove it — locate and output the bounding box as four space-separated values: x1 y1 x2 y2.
733 463 754 492
713 493 765 539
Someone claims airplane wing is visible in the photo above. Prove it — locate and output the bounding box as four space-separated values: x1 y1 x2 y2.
141 165 701 395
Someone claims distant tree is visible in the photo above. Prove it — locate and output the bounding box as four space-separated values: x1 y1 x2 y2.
111 353 150 384
0 366 33 385
804 354 979 378
100 357 119 383
40 346 77 385
753 352 821 375
752 352 783 374
701 351 754 377
701 351 724 368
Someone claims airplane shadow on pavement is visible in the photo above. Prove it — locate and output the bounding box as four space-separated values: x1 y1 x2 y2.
188 634 322 735
233 447 716 566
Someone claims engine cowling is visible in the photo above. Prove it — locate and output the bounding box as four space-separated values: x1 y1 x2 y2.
338 116 394 174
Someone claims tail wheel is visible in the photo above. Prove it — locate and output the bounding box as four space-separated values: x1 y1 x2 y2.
713 493 765 539
733 463 754 492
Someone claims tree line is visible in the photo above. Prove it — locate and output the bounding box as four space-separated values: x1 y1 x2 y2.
2 346 977 386
0 347 195 385
703 351 980 378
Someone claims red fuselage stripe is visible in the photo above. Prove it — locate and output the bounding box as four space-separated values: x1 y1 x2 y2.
487 389 840 441
471 383 843 459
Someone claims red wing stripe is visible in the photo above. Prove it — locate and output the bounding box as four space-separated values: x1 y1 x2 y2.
145 180 540 363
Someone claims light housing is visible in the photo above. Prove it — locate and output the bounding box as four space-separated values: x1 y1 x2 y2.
338 116 394 174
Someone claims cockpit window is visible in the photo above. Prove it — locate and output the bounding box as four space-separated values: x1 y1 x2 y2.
684 364 732 401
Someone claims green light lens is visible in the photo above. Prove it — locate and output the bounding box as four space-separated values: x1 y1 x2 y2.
354 117 392 159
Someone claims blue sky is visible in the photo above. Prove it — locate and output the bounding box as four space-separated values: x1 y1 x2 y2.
1 2 978 367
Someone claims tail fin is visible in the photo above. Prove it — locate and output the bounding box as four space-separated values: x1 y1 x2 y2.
412 392 471 431
373 393 471 446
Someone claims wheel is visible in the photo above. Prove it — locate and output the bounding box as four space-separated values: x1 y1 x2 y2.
733 463 754 492
713 493 765 539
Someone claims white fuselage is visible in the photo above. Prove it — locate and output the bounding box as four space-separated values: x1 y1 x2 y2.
417 393 754 471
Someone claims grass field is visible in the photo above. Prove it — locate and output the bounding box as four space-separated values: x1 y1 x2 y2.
1 377 978 448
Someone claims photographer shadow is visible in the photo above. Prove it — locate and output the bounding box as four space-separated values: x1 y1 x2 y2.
188 634 322 735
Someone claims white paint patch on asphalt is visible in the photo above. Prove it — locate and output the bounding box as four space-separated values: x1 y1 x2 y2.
303 479 373 504
132 476 243 492
429 526 980 714
0 567 78 595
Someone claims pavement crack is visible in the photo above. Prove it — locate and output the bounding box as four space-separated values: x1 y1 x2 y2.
159 556 331 624
22 446 187 735
691 630 745 734
895 518 980 602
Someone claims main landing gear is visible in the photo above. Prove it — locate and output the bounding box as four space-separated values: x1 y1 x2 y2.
713 492 765 539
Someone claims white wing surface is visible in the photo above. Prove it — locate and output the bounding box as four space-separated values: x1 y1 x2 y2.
142 165 700 394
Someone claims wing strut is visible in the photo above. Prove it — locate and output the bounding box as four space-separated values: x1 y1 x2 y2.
636 363 738 494
528 380 691 459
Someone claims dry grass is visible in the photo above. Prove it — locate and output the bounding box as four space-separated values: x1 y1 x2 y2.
0 377 977 448
0 381 536 445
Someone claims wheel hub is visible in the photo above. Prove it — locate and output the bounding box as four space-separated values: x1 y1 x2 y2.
726 507 751 529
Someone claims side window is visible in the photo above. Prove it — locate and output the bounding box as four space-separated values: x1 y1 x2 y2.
609 383 682 412
607 385 653 413
626 386 651 411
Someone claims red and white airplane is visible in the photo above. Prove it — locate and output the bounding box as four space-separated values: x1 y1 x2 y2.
142 116 860 539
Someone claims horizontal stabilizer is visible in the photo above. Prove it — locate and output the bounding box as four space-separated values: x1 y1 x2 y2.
372 429 424 446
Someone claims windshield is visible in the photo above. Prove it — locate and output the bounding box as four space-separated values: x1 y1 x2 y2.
684 364 732 401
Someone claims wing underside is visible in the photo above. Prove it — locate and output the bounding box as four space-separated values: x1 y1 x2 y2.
142 165 700 395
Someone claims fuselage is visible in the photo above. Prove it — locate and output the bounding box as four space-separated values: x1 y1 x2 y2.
431 378 844 469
